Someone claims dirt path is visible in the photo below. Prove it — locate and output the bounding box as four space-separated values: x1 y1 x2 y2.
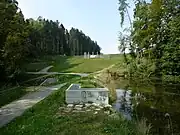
0 83 66 128
90 64 115 75
27 72 89 77
27 65 116 78
27 65 89 77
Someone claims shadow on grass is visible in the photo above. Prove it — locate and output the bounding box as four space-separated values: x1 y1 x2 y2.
0 74 80 107
0 87 27 107
22 55 82 73
50 56 83 73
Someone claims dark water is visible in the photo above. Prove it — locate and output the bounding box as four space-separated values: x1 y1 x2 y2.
111 80 180 135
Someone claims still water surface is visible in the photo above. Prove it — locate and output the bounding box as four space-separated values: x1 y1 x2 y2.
111 80 180 135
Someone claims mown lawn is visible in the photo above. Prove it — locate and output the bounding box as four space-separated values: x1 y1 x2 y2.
22 54 123 73
0 83 145 135
50 55 123 73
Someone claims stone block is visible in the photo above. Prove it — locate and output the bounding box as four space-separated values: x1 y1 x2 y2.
74 107 82 111
75 105 83 108
95 108 101 111
67 104 74 108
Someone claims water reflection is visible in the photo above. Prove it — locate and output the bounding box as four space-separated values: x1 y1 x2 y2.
111 81 180 135
112 89 132 120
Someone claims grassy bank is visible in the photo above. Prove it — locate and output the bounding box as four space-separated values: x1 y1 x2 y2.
0 74 49 107
22 62 50 72
0 83 150 135
0 87 27 107
51 55 122 73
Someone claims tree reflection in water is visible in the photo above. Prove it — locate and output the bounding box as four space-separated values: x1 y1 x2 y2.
111 81 180 135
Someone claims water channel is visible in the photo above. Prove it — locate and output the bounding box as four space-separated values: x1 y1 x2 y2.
110 79 180 135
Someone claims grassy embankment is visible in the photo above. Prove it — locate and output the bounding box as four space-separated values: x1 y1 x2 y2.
0 80 151 135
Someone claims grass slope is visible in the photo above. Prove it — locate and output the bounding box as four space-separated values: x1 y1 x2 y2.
22 62 50 72
24 55 123 73
51 55 122 73
0 74 81 107
0 87 26 107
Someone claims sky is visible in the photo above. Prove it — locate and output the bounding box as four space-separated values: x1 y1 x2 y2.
17 0 134 54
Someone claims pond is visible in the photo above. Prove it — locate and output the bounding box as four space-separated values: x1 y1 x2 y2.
110 79 180 135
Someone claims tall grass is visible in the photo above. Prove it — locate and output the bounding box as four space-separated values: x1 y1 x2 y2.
94 68 152 135
136 118 152 135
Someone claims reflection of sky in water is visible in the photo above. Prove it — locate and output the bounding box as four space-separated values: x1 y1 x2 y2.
112 89 133 120
110 83 180 135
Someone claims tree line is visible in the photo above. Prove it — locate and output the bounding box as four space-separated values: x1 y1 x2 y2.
118 0 180 81
0 0 101 81
28 17 101 56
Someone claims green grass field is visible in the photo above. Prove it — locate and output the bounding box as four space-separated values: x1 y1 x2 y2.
0 83 145 135
24 54 123 73
51 55 123 73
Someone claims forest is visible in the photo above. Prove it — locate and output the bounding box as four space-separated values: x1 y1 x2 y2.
1 0 180 84
0 0 101 82
118 0 180 82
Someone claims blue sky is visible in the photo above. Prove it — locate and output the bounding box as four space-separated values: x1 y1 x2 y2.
18 0 133 54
